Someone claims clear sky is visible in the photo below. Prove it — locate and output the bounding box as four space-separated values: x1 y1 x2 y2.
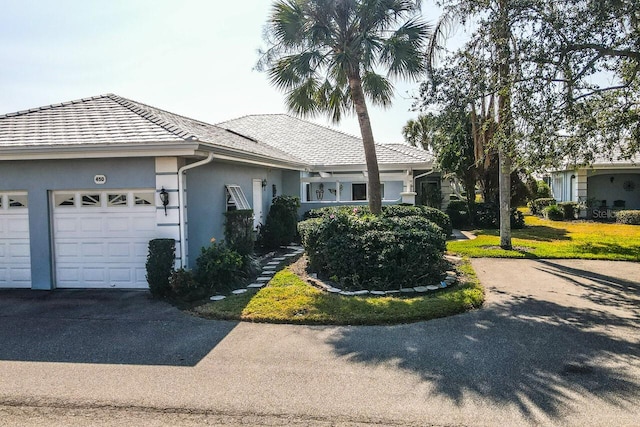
0 0 450 144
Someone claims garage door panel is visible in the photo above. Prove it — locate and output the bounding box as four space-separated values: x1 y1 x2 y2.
0 198 31 288
53 191 157 289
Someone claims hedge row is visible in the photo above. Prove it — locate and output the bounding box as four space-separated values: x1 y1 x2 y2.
445 200 525 229
616 210 640 225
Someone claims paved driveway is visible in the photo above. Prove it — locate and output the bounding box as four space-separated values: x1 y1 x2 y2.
0 259 638 426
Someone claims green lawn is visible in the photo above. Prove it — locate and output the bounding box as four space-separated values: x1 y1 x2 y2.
192 260 484 325
447 214 640 261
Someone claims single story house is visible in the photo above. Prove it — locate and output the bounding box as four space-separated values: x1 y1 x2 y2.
549 155 640 218
0 94 443 290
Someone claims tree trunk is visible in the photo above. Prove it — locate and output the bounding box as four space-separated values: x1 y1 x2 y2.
349 74 382 214
497 0 513 249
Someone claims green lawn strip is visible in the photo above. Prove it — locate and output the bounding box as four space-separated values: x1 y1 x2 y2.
447 215 640 261
192 260 484 325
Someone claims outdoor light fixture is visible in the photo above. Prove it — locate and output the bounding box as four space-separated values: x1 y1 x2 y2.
610 176 615 183
262 179 267 189
159 187 169 216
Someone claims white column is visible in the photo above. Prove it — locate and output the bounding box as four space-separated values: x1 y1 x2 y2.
155 157 181 269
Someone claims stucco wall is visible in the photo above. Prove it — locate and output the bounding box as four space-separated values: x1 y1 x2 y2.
0 158 155 289
185 161 285 268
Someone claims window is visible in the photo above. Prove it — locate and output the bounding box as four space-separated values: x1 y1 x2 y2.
134 192 154 206
107 194 128 207
352 183 367 201
8 194 28 208
81 194 101 207
225 185 250 211
55 194 75 207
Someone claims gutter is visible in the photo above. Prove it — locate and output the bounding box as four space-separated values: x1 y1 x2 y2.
178 152 215 268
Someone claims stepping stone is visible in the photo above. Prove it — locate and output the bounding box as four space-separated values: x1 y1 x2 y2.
446 271 457 277
413 286 428 293
260 270 276 276
446 275 456 281
426 285 439 291
327 287 342 293
400 288 415 293
283 253 298 257
267 261 280 266
209 295 226 301
370 291 386 296
263 265 277 270
247 283 265 288
352 290 369 296
256 276 271 282
232 289 248 294
272 257 286 261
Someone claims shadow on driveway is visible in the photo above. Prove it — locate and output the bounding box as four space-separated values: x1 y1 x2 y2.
326 259 640 423
0 289 237 366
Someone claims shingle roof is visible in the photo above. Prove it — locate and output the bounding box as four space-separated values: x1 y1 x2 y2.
218 114 433 168
0 94 303 165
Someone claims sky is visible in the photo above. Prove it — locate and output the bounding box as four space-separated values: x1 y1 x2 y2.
0 0 454 144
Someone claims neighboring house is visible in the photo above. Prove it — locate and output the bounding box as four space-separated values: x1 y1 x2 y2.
549 155 640 218
0 94 440 290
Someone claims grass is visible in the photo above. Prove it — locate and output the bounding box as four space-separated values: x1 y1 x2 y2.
447 213 640 261
192 259 484 325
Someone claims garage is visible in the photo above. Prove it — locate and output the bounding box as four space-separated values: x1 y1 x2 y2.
52 190 157 289
0 192 31 288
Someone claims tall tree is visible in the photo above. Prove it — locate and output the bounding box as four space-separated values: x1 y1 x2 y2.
258 0 430 214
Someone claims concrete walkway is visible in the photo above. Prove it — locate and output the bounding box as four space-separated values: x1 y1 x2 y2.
0 258 638 426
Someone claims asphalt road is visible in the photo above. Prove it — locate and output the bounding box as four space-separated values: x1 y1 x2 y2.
0 258 638 426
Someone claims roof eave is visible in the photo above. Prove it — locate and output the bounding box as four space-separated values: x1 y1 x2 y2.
307 161 433 172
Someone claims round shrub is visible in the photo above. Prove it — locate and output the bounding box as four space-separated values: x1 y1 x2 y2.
543 204 564 221
382 205 452 237
169 268 202 301
298 211 448 291
528 198 556 216
616 210 640 225
194 243 246 293
558 202 578 220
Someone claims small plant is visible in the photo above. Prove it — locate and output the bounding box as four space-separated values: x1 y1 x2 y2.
616 210 640 225
558 201 578 220
543 204 564 221
169 268 202 301
528 198 557 216
534 180 552 199
224 209 255 255
259 196 301 250
194 242 246 294
145 238 175 298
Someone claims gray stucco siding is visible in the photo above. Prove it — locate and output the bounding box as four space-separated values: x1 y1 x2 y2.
0 158 155 290
185 161 285 268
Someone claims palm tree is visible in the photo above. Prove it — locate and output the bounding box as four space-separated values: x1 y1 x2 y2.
258 0 430 214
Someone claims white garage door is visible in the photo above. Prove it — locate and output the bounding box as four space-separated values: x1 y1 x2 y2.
0 193 31 288
53 190 157 289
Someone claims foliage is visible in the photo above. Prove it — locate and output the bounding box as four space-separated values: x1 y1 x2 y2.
528 198 557 216
258 196 301 250
298 211 448 291
445 200 470 229
543 204 565 221
558 202 579 220
616 210 640 225
169 268 202 302
534 181 552 200
258 0 431 214
194 243 246 294
145 238 175 298
192 260 484 325
224 209 255 256
304 204 453 237
447 213 640 261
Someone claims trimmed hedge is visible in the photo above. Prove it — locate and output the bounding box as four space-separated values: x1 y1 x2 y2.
145 239 175 298
529 198 556 216
304 204 452 237
558 201 579 220
616 210 640 225
224 209 255 256
445 200 469 229
298 210 448 291
194 243 247 294
259 196 300 250
543 204 565 221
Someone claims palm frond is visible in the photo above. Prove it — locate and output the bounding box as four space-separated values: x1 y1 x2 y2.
362 71 394 107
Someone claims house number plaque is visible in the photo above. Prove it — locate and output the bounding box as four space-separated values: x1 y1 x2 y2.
94 174 107 184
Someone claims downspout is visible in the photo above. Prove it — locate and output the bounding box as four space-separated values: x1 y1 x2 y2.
413 169 436 194
178 152 215 268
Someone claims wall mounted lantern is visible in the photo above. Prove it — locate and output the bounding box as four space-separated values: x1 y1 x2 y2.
262 179 267 189
159 187 169 216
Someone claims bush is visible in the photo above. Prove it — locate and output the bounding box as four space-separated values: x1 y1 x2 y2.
169 268 202 301
298 211 448 291
528 198 556 216
535 181 552 199
145 238 175 298
616 210 640 225
224 209 255 255
543 204 564 221
445 200 470 229
259 196 301 250
194 243 246 294
558 202 578 220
